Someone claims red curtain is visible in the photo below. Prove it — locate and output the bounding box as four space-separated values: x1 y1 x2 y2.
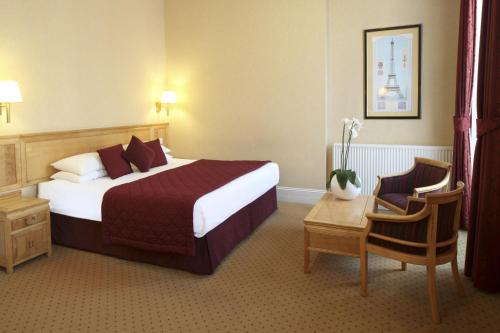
465 0 500 293
452 0 475 230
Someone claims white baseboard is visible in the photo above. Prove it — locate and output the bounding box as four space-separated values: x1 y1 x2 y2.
277 186 326 205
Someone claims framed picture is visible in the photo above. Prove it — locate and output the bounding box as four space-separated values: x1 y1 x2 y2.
364 24 421 119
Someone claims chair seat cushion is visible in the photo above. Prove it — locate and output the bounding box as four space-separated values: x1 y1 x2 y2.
379 193 411 209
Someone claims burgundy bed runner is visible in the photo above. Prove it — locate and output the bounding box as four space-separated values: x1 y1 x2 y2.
101 159 269 256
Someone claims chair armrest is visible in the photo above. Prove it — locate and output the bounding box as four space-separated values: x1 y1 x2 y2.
366 206 429 224
405 197 426 214
413 174 451 197
407 197 426 203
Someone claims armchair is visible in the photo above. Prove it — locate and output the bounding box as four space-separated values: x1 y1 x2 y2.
373 157 452 214
360 182 465 323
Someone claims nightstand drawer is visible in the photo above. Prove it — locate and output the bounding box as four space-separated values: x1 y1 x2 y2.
11 210 48 231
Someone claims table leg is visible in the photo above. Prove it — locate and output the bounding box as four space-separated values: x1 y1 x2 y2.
304 226 311 273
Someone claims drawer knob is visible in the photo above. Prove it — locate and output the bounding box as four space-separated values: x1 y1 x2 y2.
26 215 37 225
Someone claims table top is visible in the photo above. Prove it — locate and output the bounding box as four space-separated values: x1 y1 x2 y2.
0 191 49 215
304 194 374 231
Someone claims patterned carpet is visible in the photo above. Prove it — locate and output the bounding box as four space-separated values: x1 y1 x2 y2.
0 203 498 333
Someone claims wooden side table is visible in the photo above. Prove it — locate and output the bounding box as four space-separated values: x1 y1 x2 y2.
0 191 51 274
303 194 374 273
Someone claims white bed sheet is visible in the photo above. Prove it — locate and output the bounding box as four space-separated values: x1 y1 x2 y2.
38 158 279 238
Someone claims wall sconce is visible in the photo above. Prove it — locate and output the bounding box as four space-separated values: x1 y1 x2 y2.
156 91 176 115
0 81 22 123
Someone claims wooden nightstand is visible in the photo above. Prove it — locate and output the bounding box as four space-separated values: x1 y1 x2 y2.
0 191 51 274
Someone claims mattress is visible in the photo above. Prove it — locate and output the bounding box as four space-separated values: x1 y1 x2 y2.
38 158 279 238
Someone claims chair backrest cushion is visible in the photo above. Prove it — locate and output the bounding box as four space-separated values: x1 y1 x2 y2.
369 217 429 255
437 200 458 244
408 163 448 192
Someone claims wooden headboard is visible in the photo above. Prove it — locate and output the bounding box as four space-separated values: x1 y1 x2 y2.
0 123 168 192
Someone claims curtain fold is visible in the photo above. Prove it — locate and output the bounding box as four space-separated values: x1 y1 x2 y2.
452 0 475 230
465 0 500 293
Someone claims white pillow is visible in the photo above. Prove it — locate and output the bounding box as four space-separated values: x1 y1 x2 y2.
165 153 174 163
51 170 107 183
51 152 105 175
161 145 171 155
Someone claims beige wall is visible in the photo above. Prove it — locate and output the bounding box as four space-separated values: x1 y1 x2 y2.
0 0 460 191
165 0 459 189
0 0 167 136
165 0 327 189
328 0 460 148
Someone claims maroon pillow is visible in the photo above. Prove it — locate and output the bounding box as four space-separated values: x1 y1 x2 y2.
144 139 168 168
97 145 133 179
122 136 155 172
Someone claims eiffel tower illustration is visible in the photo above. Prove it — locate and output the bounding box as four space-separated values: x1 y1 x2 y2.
382 39 405 99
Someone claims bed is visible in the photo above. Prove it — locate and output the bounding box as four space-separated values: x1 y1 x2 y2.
0 124 279 274
39 158 279 274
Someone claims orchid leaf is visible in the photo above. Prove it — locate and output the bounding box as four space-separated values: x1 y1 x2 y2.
326 169 341 189
354 176 361 187
347 170 356 186
347 170 361 188
336 172 348 190
327 169 361 190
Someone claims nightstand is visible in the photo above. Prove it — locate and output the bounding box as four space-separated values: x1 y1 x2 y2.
0 191 51 274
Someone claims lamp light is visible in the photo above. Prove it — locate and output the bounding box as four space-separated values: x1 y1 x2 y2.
0 81 22 123
156 91 176 115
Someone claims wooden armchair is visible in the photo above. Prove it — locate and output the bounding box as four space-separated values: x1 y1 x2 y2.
360 182 465 323
373 157 452 214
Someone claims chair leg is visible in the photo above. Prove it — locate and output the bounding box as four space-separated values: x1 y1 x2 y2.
360 248 368 297
401 262 407 271
451 257 465 296
426 265 441 324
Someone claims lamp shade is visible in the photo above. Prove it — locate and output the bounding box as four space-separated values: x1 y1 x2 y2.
0 81 22 103
160 91 176 104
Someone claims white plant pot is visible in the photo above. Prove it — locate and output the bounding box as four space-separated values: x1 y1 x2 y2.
330 175 362 200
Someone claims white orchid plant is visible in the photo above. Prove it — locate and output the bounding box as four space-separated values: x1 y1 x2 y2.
327 117 363 190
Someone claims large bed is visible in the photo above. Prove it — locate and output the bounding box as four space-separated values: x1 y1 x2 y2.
38 158 279 274
0 124 279 274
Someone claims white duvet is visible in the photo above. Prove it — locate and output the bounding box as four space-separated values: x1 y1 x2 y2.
38 158 279 238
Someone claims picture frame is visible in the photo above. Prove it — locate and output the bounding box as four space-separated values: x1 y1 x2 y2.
364 24 421 119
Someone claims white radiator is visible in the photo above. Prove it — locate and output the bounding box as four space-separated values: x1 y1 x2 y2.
332 143 453 195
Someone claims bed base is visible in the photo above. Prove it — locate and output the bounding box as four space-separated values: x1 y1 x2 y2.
50 187 277 274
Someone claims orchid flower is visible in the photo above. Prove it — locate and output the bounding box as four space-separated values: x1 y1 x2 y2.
328 116 363 189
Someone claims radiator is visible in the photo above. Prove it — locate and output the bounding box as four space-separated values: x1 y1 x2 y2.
332 143 453 195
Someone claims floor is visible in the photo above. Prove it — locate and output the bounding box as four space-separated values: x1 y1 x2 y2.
0 203 499 333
